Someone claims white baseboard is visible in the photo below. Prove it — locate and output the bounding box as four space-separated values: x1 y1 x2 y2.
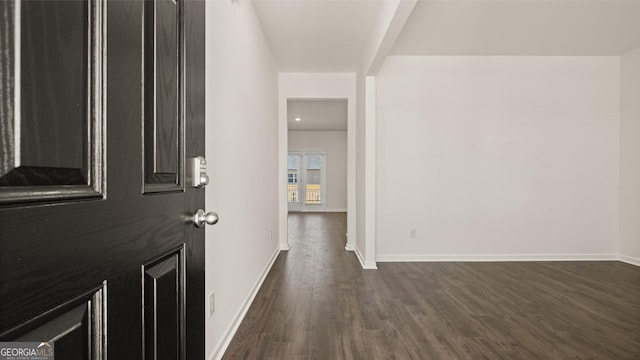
376 253 620 262
208 247 281 360
280 242 290 251
345 243 355 251
355 246 378 269
619 254 640 266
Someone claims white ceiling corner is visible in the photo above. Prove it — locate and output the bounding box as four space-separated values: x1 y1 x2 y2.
253 0 640 71
391 0 640 56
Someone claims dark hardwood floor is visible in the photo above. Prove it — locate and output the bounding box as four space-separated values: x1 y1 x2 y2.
223 212 640 359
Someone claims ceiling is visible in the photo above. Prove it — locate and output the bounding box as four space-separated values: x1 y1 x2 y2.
288 99 348 131
391 1 640 56
253 0 387 72
253 1 640 73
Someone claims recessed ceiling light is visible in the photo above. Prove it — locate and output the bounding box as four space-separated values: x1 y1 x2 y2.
295 117 301 122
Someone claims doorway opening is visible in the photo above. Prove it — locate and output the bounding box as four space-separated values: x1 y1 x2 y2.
286 99 347 223
278 74 356 252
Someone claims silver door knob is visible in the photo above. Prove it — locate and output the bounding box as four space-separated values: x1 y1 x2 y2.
193 209 219 227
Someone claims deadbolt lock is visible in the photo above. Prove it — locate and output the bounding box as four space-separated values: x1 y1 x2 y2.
191 156 209 188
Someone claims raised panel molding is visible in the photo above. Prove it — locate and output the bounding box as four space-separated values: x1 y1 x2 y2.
0 0 106 205
0 283 107 360
142 246 185 360
143 0 184 194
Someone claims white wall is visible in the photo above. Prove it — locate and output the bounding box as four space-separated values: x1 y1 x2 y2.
356 73 380 268
355 1 417 269
356 72 367 259
288 131 348 212
620 47 640 265
376 56 620 261
205 1 280 359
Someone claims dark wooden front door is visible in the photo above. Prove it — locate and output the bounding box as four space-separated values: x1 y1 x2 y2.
0 0 205 359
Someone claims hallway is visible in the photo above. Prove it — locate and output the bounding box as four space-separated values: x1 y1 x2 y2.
223 212 360 359
222 213 640 359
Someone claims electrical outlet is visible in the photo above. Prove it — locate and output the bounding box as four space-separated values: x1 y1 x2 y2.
410 229 417 239
208 291 215 317
270 230 273 241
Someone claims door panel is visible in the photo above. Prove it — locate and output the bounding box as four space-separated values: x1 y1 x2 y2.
0 0 205 359
143 248 184 360
0 0 105 203
143 0 183 192
304 153 323 207
20 0 87 172
3 285 106 360
287 153 301 211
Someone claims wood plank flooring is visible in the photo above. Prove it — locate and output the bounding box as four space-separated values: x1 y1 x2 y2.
223 212 640 359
